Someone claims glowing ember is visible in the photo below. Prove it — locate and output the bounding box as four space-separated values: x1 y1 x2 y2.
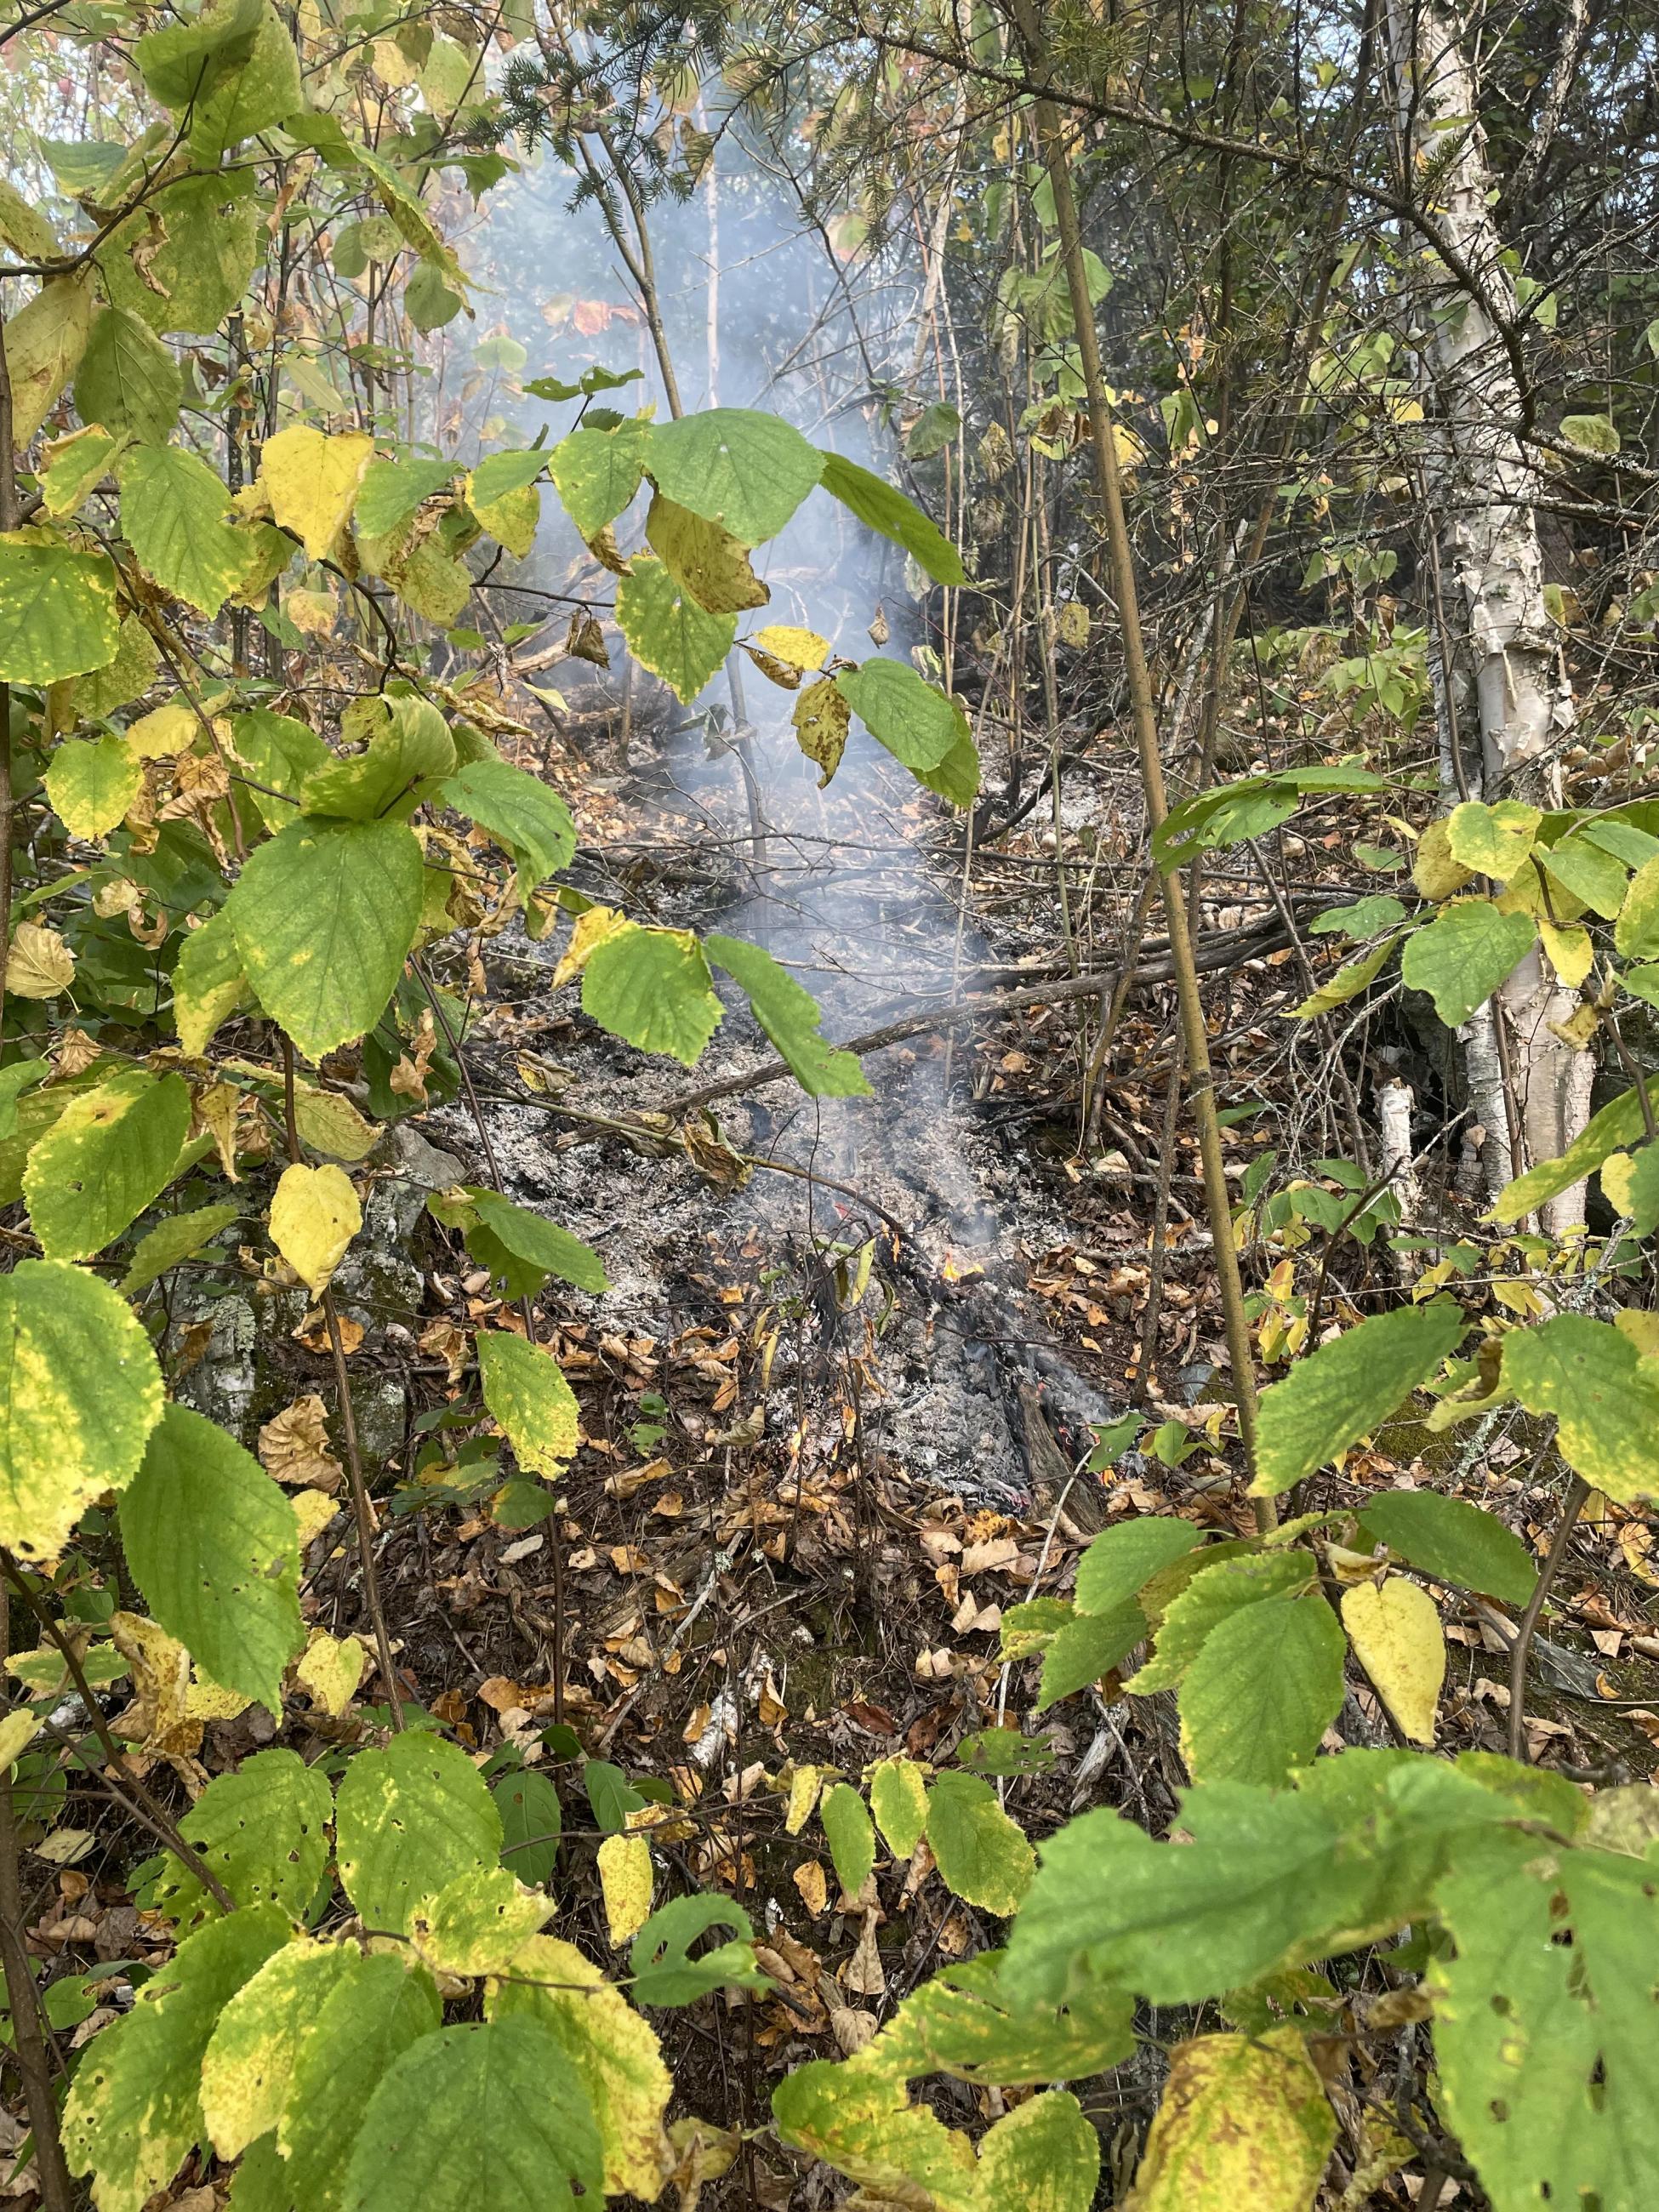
940 1249 984 1283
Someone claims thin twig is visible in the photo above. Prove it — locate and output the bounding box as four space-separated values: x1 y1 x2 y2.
1508 1476 1589 1762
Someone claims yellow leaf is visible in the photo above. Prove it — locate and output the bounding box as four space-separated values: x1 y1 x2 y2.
1053 599 1090 648
0 1708 40 1770
1411 818 1475 903
597 1830 653 1945
294 1628 365 1716
784 1764 823 1835
1615 1310 1659 1358
259 425 374 560
1540 918 1593 989
1124 2027 1334 2210
293 1084 379 1162
6 922 75 999
126 697 200 760
645 493 767 613
291 1488 340 1547
269 1161 361 1293
751 624 830 672
1341 1576 1445 1744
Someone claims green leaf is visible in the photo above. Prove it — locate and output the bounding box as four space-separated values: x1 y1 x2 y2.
44 734 140 840
412 1866 553 1977
119 1405 302 1711
229 708 329 830
477 1330 580 1478
1123 2028 1335 2211
629 1894 767 2004
913 717 983 808
1400 900 1536 1025
865 1951 1134 2087
705 933 870 1097
581 921 723 1063
1035 1602 1144 1709
1491 1075 1659 1222
978 2089 1100 2212
405 258 465 332
116 444 247 617
1559 412 1620 456
1177 1595 1346 1786
355 457 458 541
820 1781 876 1895
817 450 966 585
0 1259 164 1560
547 422 649 539
1434 1845 1659 2212
615 556 738 704
1502 1314 1659 1501
1445 800 1541 881
463 1189 607 1296
185 0 301 155
493 1768 562 1887
835 659 962 772
339 2018 602 2212
1155 767 1384 869
63 1904 289 2212
152 1749 332 1929
1126 1550 1316 1695
336 1730 502 1937
225 817 424 1061
134 0 264 108
98 174 262 337
173 909 248 1057
440 757 576 894
1540 830 1628 919
0 541 120 683
1251 1301 1467 1497
484 1936 672 2202
278 1953 442 2212
24 1067 193 1263
645 408 822 544
301 699 454 823
202 1938 360 2158
120 1200 240 1296
1074 1516 1205 1614
1357 1489 1536 1607
869 1757 929 1859
468 447 546 508
1601 1141 1659 1232
925 1770 1035 1915
74 305 182 442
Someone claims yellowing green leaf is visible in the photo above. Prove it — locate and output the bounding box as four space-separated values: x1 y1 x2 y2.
117 443 247 617
153 1748 332 1928
1502 1314 1659 1501
63 1906 290 2212
0 539 119 684
1177 1595 1346 1786
0 1709 40 1770
548 421 648 539
259 425 374 559
580 920 723 1063
74 305 181 442
336 1730 502 1937
278 1953 441 2212
487 1935 673 2200
646 492 769 613
925 1770 1034 1915
201 1936 356 2158
598 1830 653 1943
1341 1576 1444 1743
835 658 961 772
1411 817 1476 902
173 909 248 1057
1541 917 1593 987
3 276 94 446
1445 800 1541 882
869 1758 929 1859
44 733 140 839
24 1068 193 1263
1400 900 1537 1026
292 1086 379 1163
772 2058 979 2212
820 1782 876 1895
615 555 738 704
1123 2028 1335 2210
412 1866 554 1977
978 2089 1099 2212
477 1329 579 1477
269 1161 360 1294
439 756 575 896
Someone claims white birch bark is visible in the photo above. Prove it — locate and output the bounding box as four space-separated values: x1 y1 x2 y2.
1385 0 1588 1230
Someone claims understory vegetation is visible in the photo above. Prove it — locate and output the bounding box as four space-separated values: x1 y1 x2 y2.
0 0 1657 2206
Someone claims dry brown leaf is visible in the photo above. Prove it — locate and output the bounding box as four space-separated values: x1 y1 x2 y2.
257 1394 343 1491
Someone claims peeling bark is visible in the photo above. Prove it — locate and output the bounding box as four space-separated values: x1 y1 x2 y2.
1385 0 1588 1229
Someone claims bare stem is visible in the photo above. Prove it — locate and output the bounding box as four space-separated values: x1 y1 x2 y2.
1507 1475 1588 1763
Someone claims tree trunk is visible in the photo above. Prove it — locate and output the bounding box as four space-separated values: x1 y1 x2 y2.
1384 0 1589 1229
